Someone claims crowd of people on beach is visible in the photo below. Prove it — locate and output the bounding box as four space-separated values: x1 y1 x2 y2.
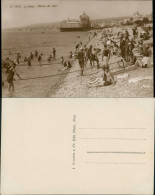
2 24 153 92
70 25 153 87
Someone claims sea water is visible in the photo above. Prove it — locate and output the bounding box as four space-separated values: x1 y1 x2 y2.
2 30 91 97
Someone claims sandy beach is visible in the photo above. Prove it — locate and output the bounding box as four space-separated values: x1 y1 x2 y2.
51 27 153 98
2 27 153 98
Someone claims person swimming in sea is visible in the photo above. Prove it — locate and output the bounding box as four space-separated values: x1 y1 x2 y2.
30 52 33 59
47 55 53 62
38 55 42 62
24 57 28 62
53 48 56 59
28 57 31 66
35 50 38 57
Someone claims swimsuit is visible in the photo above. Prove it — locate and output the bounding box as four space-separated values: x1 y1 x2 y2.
7 70 14 83
103 72 112 86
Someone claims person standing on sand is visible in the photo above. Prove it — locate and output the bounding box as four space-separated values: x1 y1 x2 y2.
106 38 111 49
69 51 73 59
77 48 85 76
132 28 136 39
125 37 129 62
125 29 129 39
135 27 138 39
91 48 100 69
128 42 134 62
84 47 88 67
120 37 125 60
87 45 93 68
102 44 110 67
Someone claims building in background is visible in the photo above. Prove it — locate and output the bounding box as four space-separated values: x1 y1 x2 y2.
60 12 91 32
132 11 143 22
147 13 153 21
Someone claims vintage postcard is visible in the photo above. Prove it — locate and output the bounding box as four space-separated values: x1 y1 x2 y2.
1 0 154 194
1 98 154 194
1 0 153 97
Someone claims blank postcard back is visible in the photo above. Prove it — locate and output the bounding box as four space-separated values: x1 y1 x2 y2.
1 98 154 194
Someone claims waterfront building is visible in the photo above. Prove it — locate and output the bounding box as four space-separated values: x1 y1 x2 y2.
60 12 91 31
132 11 143 22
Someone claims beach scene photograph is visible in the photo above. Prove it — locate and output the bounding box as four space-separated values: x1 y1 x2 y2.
2 0 153 97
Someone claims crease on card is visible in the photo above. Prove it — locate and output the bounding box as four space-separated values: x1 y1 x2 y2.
131 172 153 194
1 172 26 194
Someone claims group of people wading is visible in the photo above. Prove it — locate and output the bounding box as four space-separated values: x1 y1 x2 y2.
2 48 57 92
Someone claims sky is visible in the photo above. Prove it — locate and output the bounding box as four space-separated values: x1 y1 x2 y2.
2 0 153 29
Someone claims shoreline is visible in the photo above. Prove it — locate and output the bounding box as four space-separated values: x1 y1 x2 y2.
49 36 94 97
2 31 92 97
2 26 153 98
45 61 77 97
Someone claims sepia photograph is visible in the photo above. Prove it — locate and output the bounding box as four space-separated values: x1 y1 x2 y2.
2 0 153 97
